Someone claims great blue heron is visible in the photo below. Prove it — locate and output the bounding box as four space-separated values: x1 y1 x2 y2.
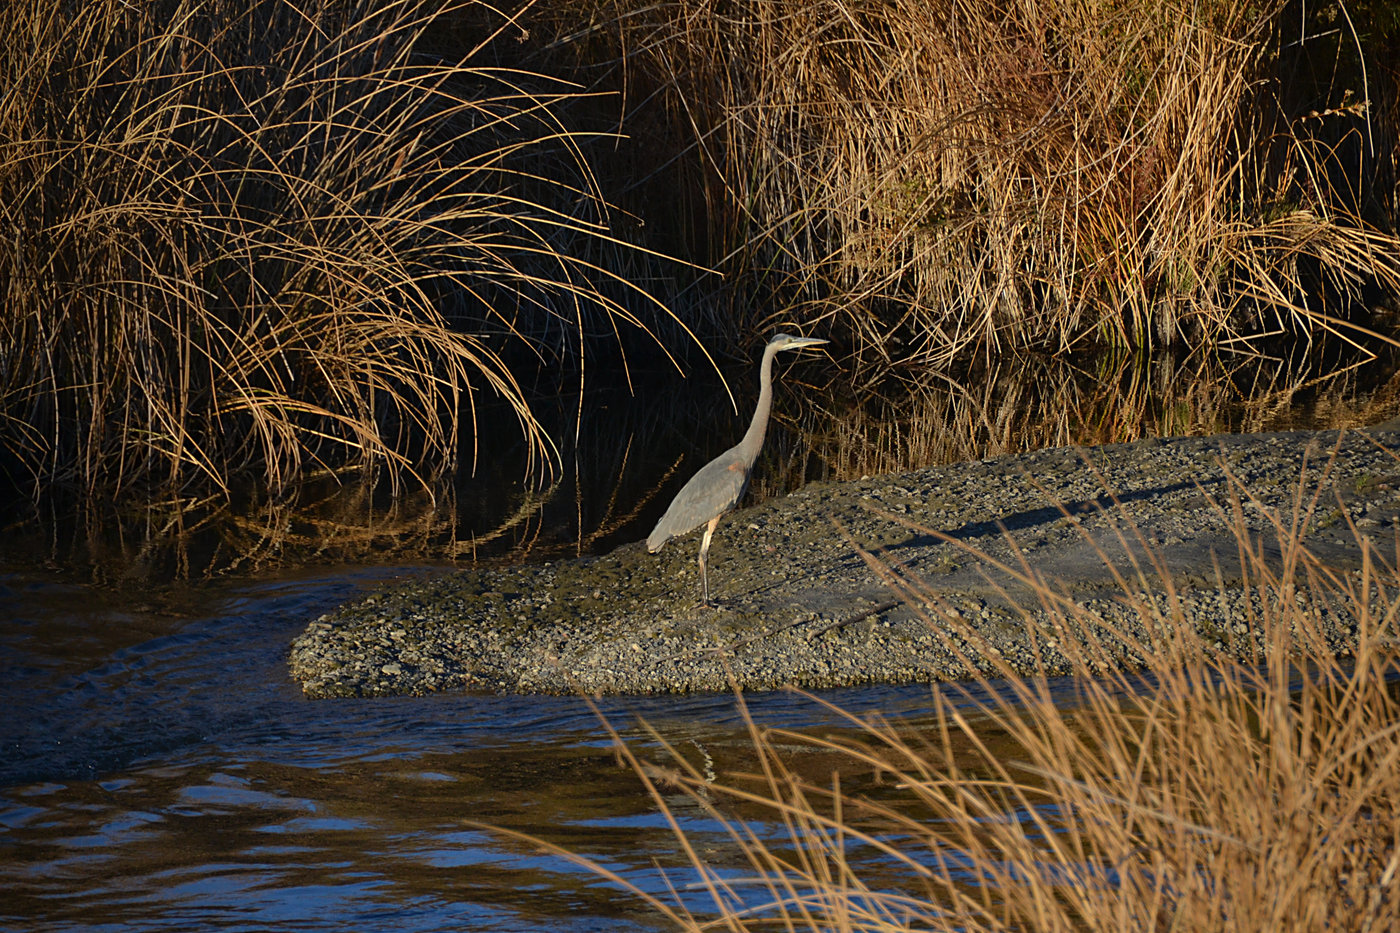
647 333 829 604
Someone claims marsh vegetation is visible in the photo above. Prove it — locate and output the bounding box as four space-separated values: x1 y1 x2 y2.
3 0 1400 519
4 2 1400 929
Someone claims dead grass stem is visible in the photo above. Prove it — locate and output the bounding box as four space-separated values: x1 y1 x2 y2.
541 0 1400 361
503 448 1400 931
0 0 696 501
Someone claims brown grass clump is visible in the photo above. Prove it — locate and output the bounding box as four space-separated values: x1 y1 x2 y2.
0 0 688 502
490 467 1400 931
541 0 1400 361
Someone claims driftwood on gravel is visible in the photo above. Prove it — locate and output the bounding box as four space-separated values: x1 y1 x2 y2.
289 429 1400 698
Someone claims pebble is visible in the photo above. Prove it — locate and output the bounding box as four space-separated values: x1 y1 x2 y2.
288 428 1400 698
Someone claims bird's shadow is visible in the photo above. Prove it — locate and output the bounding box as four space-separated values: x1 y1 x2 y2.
913 477 1209 547
737 475 1217 604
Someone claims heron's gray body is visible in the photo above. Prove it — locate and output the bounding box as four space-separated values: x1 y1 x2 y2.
647 333 827 603
645 449 750 550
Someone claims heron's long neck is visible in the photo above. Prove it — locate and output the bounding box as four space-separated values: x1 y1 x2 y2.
736 343 779 464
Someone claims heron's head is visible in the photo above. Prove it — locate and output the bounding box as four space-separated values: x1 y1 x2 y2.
768 333 829 354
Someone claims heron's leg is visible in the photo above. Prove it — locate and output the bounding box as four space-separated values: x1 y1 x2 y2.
698 516 720 606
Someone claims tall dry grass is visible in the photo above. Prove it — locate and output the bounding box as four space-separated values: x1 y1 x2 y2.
492 459 1400 931
541 0 1400 362
0 0 693 502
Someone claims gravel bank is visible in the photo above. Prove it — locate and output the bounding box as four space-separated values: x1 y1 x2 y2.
290 429 1400 698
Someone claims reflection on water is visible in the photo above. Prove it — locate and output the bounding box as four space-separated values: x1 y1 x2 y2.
3 569 1013 931
5 347 1399 585
762 346 1400 499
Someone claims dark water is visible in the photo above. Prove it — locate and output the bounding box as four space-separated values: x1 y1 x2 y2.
5 349 1399 929
3 565 990 931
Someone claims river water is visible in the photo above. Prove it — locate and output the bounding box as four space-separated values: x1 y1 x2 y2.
4 351 1398 929
2 563 992 931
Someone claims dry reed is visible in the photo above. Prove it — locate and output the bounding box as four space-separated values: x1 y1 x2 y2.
0 0 689 502
540 0 1400 362
488 457 1400 931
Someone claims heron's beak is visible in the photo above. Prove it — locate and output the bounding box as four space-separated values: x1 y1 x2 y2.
790 337 829 350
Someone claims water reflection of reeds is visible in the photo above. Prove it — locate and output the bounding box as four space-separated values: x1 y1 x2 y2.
757 348 1400 497
5 349 1399 584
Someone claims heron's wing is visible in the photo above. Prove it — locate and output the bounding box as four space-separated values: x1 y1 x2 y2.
646 448 750 551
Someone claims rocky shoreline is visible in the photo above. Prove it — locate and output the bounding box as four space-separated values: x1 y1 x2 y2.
289 428 1400 698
